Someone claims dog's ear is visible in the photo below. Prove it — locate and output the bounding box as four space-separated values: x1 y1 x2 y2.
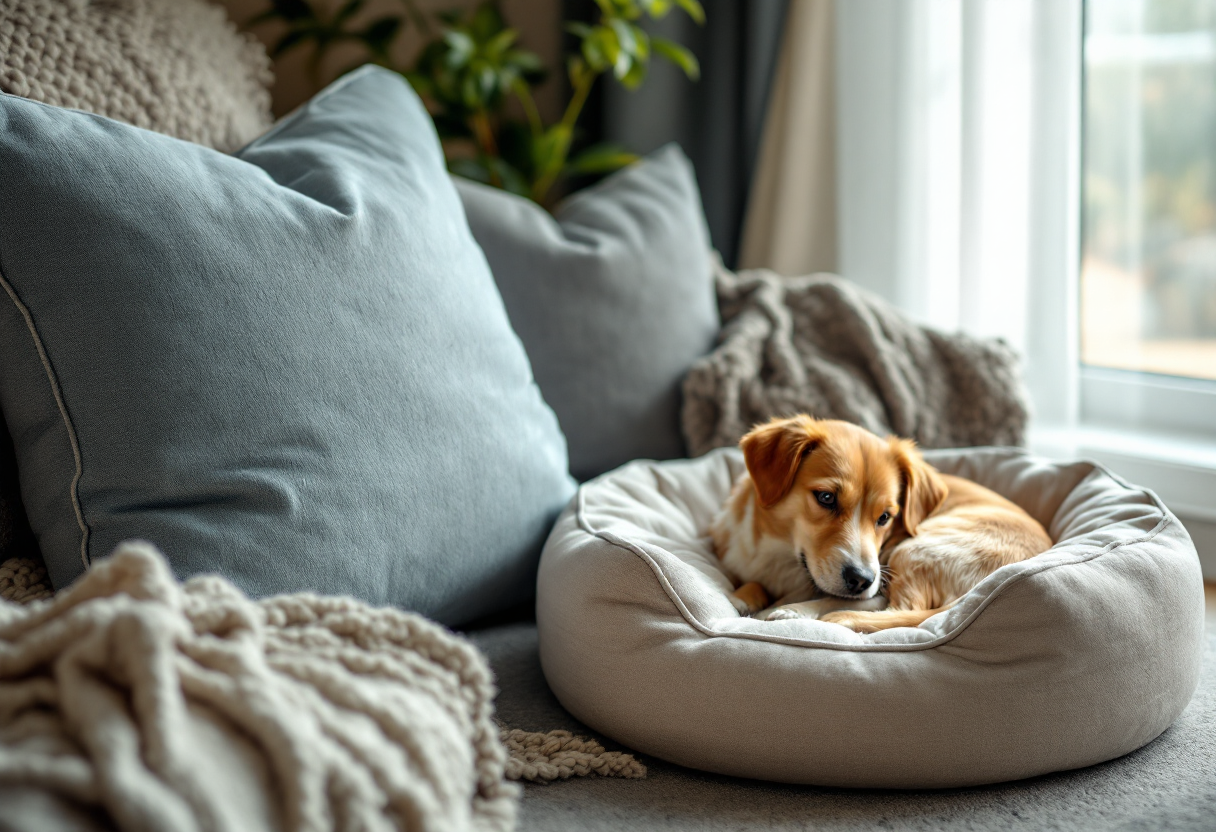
741 416 821 508
891 438 948 536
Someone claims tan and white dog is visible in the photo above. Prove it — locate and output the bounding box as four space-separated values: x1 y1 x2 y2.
711 416 1052 632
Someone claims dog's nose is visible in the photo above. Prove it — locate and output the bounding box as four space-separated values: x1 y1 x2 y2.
841 564 876 594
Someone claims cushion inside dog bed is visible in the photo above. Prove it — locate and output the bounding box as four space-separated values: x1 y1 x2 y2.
536 446 1205 788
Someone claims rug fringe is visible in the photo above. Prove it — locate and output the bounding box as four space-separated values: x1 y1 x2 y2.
500 727 647 782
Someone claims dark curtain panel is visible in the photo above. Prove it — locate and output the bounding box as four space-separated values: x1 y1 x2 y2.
569 1 789 268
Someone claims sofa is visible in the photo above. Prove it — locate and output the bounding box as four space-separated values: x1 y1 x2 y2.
0 3 1213 831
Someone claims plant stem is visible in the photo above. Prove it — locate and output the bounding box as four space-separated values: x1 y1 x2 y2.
531 66 596 203
559 67 595 147
513 79 544 137
469 109 502 186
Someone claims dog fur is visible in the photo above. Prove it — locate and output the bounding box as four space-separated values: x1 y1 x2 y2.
711 416 1052 632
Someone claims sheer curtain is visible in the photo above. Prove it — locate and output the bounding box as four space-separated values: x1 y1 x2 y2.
832 0 1083 428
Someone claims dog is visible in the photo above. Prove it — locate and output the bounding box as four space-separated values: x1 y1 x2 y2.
711 416 1052 632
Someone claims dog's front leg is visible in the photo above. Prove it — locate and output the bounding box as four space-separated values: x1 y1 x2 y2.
758 595 888 621
729 582 771 615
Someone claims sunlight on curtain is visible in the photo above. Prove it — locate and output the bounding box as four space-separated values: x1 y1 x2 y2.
835 0 1082 427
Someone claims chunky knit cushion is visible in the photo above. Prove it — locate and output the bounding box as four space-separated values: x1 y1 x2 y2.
0 0 272 152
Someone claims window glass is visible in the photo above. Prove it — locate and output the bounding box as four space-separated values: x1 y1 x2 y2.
1083 0 1216 381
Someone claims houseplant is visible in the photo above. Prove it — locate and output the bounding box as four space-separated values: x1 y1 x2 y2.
249 0 704 205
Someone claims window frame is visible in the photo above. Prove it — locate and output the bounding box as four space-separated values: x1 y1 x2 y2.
1036 0 1216 578
1076 0 1216 442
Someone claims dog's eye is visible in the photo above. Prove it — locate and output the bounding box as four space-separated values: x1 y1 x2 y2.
814 491 836 509
877 512 891 527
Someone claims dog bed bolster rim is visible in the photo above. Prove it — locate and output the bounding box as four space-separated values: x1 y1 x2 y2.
573 446 1175 654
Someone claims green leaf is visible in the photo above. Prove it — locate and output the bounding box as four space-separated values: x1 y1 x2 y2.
614 51 634 81
532 124 573 173
564 21 594 39
443 31 475 67
629 24 650 60
652 37 699 80
565 143 640 174
567 55 594 91
461 72 482 108
619 57 646 88
611 0 644 20
507 49 544 75
580 30 609 73
470 1 506 40
609 18 638 57
644 0 673 18
673 0 705 25
595 26 628 78
486 28 519 58
474 60 497 101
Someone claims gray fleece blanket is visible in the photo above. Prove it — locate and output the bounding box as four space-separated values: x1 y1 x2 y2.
682 261 1030 457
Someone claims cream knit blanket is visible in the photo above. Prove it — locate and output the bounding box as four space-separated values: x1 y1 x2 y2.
0 543 522 832
0 544 644 830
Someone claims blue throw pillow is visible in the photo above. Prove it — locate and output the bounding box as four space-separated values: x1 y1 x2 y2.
0 66 575 625
454 145 720 481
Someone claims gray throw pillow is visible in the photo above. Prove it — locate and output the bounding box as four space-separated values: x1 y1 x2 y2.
0 66 575 626
454 144 720 481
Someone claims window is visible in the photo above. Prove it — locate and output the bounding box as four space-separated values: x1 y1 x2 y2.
1082 0 1216 435
834 0 1216 566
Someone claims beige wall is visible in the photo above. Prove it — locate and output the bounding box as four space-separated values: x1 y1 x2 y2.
216 0 562 121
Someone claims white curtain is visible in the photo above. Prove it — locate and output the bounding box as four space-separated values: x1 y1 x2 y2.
833 0 1083 429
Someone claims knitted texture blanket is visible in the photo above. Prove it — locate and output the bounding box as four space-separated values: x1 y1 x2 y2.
682 261 1030 457
0 543 521 832
0 0 272 152
0 544 644 830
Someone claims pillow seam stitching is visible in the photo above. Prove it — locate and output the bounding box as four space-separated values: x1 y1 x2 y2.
0 268 91 570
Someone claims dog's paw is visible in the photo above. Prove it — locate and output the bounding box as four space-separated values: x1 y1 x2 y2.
757 606 805 621
729 594 754 615
729 581 770 616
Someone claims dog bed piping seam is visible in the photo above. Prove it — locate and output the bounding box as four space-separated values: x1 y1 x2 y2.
576 451 1176 653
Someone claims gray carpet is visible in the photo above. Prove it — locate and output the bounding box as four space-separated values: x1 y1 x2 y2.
0 611 1209 832
466 617 1216 832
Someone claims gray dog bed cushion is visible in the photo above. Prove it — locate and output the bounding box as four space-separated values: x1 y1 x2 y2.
536 447 1206 789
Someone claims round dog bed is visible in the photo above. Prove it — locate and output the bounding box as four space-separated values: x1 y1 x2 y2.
536 447 1205 788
